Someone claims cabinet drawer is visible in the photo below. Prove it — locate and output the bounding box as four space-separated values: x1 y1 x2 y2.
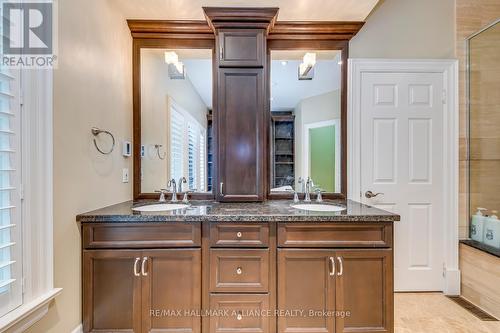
82 223 201 249
210 223 269 247
210 249 269 292
278 223 392 248
209 294 269 333
217 29 265 67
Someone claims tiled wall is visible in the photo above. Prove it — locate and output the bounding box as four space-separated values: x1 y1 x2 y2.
456 0 500 238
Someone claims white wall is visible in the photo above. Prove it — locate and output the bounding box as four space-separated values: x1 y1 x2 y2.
350 0 456 58
141 50 208 193
295 90 341 187
24 0 133 332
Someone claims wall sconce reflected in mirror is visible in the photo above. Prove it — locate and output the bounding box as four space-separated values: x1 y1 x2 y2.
165 51 185 79
154 144 166 160
298 52 316 80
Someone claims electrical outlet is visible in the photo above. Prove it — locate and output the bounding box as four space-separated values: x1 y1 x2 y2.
122 168 129 183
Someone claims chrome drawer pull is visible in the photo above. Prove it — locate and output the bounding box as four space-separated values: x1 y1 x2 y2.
133 257 141 277
329 257 335 276
236 231 243 238
237 312 243 321
141 257 148 276
337 257 343 276
236 267 243 275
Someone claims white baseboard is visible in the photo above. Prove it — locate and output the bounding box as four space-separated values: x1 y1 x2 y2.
444 268 461 295
71 324 83 333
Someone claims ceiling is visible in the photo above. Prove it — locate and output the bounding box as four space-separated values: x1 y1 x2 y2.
110 0 379 21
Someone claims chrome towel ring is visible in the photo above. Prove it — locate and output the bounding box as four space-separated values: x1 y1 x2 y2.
154 144 166 160
91 127 115 155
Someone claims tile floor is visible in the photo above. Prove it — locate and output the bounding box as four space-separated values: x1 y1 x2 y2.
395 293 500 333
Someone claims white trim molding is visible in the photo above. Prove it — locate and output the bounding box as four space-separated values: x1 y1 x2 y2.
348 59 460 295
71 324 83 333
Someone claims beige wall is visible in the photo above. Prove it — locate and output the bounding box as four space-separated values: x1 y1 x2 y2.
141 50 208 193
350 0 456 58
25 0 133 332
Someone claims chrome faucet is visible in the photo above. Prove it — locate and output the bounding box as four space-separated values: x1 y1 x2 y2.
167 178 178 202
178 176 187 193
304 177 313 203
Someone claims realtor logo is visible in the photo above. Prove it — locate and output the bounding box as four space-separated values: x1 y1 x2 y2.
1 0 57 68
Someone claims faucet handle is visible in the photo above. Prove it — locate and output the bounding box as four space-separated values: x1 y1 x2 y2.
182 190 194 204
155 189 169 202
314 188 325 203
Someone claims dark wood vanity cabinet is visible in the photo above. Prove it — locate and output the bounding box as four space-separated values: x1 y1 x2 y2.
82 221 394 333
217 29 265 67
82 224 202 333
216 68 265 202
277 224 394 333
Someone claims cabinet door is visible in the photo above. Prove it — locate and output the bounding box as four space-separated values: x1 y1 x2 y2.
217 29 265 67
142 249 202 333
277 249 335 333
217 68 265 202
335 249 393 333
83 250 142 333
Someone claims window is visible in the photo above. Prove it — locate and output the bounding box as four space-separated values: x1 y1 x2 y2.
170 107 184 182
0 66 22 318
169 101 207 192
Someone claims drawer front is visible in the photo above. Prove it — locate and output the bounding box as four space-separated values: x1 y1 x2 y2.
210 249 269 292
82 223 201 249
278 223 392 248
209 294 269 333
210 223 269 247
217 29 265 67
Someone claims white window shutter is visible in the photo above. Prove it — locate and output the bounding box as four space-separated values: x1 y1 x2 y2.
170 108 184 182
0 67 23 316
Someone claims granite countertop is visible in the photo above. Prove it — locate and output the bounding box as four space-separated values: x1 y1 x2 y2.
77 200 400 223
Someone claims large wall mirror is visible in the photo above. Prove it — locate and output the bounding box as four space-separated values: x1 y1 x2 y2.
269 49 344 196
138 46 214 197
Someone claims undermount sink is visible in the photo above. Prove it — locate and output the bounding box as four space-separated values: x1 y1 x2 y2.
291 203 346 212
132 203 189 212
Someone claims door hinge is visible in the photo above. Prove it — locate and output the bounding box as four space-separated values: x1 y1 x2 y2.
442 262 446 277
19 183 24 200
442 89 447 104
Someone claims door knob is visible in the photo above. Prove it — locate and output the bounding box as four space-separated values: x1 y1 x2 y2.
365 190 384 199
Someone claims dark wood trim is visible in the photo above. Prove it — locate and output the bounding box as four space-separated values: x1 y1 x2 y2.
130 16 362 201
126 19 364 40
266 40 349 200
203 7 279 33
132 37 216 200
127 20 214 39
269 21 364 40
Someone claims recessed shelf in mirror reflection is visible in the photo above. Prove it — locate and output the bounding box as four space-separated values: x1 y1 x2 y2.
140 48 213 195
270 50 342 195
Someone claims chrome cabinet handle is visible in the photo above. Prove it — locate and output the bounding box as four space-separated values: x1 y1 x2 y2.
236 267 243 275
236 311 243 320
133 257 141 277
329 257 335 276
220 182 224 196
365 190 384 199
236 231 242 238
141 257 148 276
337 257 343 276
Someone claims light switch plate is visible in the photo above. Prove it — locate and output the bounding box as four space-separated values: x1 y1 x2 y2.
122 168 129 183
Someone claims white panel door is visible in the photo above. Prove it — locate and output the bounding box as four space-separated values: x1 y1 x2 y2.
360 72 445 291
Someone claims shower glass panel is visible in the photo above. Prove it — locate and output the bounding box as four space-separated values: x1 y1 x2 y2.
468 20 500 246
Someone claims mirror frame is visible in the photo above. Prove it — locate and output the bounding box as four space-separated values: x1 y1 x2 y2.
129 20 363 200
130 21 217 200
266 39 349 200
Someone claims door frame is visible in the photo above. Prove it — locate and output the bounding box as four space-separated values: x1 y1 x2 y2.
347 59 459 295
303 119 341 193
